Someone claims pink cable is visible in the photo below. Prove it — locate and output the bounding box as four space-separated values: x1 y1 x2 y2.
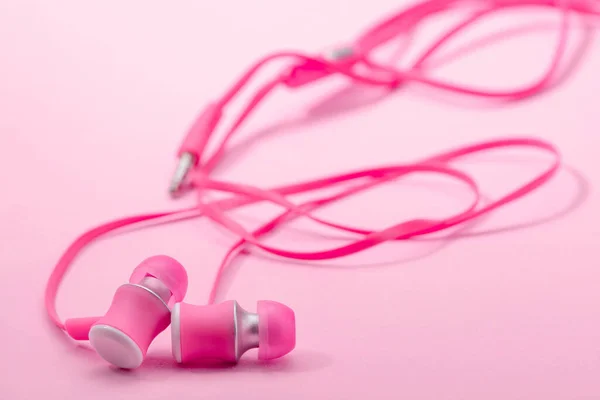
45 0 591 330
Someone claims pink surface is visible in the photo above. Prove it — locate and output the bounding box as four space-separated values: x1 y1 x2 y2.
2 0 600 399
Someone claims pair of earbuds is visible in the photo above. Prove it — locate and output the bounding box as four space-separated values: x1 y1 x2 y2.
63 255 295 369
46 0 592 371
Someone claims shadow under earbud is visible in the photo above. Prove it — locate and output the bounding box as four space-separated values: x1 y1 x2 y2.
94 348 332 380
232 349 333 374
169 349 332 374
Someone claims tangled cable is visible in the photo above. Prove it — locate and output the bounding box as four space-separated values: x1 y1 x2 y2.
46 0 598 329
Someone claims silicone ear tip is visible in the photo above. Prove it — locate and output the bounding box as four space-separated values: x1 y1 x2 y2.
257 300 296 360
129 255 188 302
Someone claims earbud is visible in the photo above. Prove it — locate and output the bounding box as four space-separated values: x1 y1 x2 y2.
171 300 295 364
87 255 188 369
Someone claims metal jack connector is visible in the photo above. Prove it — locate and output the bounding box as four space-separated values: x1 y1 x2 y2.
169 152 196 196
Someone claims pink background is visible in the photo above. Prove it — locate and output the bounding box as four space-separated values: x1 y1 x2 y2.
2 0 600 399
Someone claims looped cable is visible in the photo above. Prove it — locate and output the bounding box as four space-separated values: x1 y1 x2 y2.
46 0 588 331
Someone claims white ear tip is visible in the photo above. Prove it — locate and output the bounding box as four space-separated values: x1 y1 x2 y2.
89 325 144 369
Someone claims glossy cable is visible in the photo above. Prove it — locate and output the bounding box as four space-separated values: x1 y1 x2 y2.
46 0 591 330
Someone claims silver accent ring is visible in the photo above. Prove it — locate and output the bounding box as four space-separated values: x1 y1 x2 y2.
126 283 170 310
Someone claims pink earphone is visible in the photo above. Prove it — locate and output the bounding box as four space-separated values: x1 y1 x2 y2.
63 255 295 369
45 0 597 369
